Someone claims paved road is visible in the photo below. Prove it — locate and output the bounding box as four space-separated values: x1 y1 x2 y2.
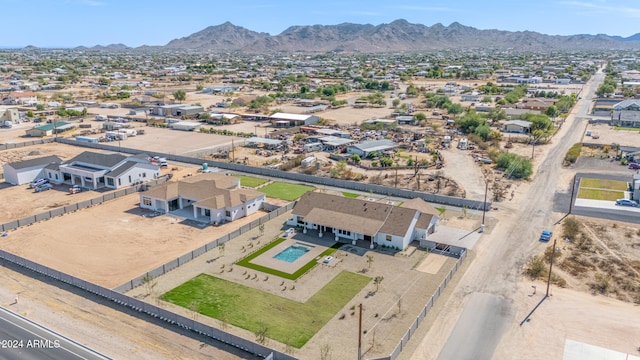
417 69 608 360
0 306 110 360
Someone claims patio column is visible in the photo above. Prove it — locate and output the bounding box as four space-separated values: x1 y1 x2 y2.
352 239 356 245
303 227 307 234
335 235 339 241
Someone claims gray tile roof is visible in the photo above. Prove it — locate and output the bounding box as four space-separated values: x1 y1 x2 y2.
7 155 62 170
65 151 127 168
104 160 138 178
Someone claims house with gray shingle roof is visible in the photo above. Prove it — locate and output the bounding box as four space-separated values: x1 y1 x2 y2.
45 151 159 190
287 192 438 250
139 173 265 224
612 99 640 127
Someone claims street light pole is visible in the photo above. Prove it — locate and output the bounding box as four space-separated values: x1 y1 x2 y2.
546 238 558 297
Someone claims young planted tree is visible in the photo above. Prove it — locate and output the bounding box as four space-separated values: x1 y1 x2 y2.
373 276 384 292
173 89 187 103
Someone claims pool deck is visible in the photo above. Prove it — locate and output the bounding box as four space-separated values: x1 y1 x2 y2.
248 233 335 274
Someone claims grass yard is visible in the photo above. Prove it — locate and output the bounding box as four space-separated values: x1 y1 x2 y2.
577 188 625 201
161 271 370 348
614 126 640 132
342 192 360 198
236 238 340 280
258 181 315 201
233 175 269 188
580 178 628 191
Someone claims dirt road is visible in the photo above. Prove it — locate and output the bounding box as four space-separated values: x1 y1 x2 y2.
404 69 608 359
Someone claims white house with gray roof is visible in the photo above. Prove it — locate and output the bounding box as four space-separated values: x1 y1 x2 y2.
502 120 532 133
3 155 62 185
45 151 159 190
287 192 438 250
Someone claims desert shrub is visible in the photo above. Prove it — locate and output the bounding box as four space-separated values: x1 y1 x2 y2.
524 255 546 280
564 143 582 165
591 273 611 294
562 217 581 241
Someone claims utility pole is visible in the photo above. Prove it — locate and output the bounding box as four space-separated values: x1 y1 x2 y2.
546 238 558 297
481 179 489 233
231 139 235 163
568 174 577 214
357 303 362 360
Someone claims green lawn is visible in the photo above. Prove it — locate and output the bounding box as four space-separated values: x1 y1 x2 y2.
233 175 269 188
161 271 370 348
577 188 624 201
258 182 315 201
580 178 628 191
236 238 340 280
342 192 360 198
614 126 640 132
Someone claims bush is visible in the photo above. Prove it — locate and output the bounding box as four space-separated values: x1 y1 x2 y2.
562 217 581 241
564 143 582 165
495 152 533 179
524 255 546 280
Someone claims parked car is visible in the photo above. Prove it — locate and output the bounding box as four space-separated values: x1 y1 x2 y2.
283 228 295 238
69 185 82 194
35 183 53 192
539 230 552 242
615 199 638 207
629 163 640 169
29 178 49 189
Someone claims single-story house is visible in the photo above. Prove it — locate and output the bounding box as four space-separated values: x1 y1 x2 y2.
139 173 265 224
612 99 640 128
396 115 416 125
346 139 398 158
3 155 62 185
502 120 532 134
2 91 38 105
25 121 75 137
45 151 159 190
461 93 480 102
270 112 319 127
287 192 438 250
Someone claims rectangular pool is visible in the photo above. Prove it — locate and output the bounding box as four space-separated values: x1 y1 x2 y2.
273 243 315 263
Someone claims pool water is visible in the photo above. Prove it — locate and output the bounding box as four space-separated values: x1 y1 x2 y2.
273 243 314 263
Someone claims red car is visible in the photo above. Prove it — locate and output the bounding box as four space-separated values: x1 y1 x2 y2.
629 163 640 169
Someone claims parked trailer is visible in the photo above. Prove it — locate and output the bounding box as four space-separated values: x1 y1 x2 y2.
105 131 127 140
118 129 137 137
75 136 99 143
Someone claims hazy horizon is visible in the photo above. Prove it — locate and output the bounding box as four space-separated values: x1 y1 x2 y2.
0 0 638 48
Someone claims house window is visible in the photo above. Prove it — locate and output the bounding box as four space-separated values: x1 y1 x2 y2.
204 209 210 216
55 174 58 180
48 172 51 178
142 197 152 206
297 216 305 225
107 178 114 186
225 211 231 217
386 235 392 241
142 173 146 178
338 229 351 236
128 175 132 183
118 178 121 186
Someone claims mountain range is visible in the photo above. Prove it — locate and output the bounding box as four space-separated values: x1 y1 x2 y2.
71 20 640 53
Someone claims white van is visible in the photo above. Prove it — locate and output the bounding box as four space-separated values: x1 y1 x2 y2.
95 115 108 121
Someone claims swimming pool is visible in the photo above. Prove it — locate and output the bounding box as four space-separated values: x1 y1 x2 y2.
273 243 315 263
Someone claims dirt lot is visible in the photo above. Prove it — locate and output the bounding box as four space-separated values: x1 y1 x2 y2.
584 122 640 147
0 192 268 288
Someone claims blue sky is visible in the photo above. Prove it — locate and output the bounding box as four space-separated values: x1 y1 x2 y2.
1 0 637 47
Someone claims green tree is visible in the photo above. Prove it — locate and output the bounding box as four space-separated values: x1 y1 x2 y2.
98 77 111 86
545 105 560 119
446 103 464 118
413 112 426 121
26 110 34 118
173 89 187 103
496 152 533 179
350 154 361 163
36 104 45 111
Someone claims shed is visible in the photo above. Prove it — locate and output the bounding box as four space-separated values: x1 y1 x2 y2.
346 139 398 158
246 137 283 149
3 155 62 185
25 121 74 137
270 112 319 127
170 121 200 131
